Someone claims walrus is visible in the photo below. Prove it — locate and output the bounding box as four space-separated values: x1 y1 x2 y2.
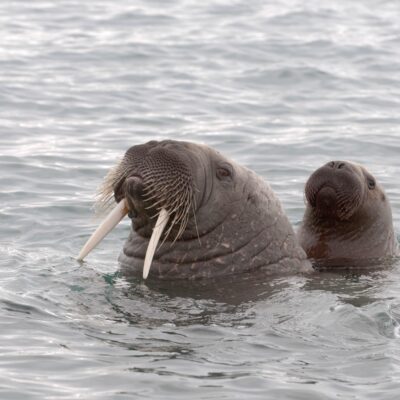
78 140 311 279
297 160 398 267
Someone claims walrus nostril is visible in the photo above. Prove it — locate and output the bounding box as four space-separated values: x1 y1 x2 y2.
327 161 346 170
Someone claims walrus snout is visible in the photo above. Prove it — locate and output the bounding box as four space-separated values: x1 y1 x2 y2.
305 161 364 220
110 140 196 215
106 141 198 242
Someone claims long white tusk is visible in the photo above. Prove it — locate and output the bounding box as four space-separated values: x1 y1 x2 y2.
143 208 169 279
77 199 128 261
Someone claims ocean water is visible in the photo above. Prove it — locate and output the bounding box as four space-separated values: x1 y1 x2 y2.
1 0 400 398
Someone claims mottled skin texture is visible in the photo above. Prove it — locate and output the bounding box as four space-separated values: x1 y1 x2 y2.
114 140 311 279
297 161 399 267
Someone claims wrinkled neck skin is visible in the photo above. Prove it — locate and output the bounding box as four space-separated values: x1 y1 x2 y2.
119 160 310 280
298 186 399 266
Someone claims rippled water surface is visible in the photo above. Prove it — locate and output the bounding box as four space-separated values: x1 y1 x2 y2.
1 0 400 398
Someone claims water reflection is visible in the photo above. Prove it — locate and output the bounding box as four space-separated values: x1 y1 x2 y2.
101 270 292 330
303 259 399 307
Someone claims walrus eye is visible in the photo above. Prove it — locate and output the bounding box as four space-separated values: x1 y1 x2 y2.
216 166 232 180
367 178 376 190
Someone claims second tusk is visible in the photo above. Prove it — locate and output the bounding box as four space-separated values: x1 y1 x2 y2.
77 199 128 261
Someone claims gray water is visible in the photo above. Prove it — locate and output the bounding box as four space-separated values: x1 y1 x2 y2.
1 0 400 398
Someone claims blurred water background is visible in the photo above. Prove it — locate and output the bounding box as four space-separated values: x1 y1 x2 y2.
1 0 400 398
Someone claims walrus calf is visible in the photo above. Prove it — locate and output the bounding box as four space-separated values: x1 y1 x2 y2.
297 161 398 267
78 140 311 279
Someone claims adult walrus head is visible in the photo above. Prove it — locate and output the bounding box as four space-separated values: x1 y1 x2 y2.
78 140 311 279
297 160 399 266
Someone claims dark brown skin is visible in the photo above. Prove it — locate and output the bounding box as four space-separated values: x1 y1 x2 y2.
297 161 399 267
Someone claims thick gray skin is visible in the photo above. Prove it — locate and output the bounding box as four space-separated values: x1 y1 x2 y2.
297 161 399 267
117 140 311 279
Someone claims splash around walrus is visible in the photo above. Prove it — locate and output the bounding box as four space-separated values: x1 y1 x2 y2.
78 140 311 279
297 160 399 267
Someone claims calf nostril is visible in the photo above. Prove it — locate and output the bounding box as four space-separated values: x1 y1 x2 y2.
327 161 346 169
